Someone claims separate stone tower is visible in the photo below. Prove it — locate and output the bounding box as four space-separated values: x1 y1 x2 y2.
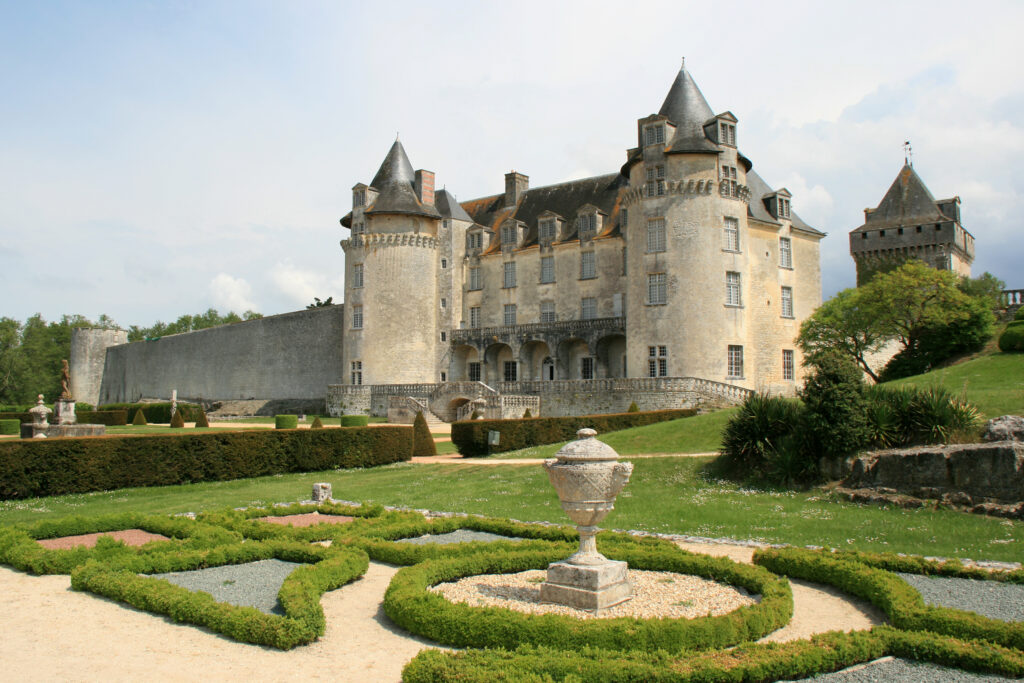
850 164 975 285
69 327 129 406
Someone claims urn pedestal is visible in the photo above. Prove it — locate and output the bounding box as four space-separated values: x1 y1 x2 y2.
540 428 634 614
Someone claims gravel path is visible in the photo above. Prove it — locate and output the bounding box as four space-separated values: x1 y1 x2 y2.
256 512 354 527
897 573 1024 622
151 559 301 615
431 568 756 619
785 656 1017 682
395 529 524 545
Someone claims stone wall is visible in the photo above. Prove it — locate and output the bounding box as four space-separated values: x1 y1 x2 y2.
844 442 1024 505
70 328 129 406
97 306 345 404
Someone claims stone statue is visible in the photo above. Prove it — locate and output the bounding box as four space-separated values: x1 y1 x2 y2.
59 359 73 400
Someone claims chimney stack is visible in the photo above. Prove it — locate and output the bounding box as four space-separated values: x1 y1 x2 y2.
415 170 435 206
504 171 528 207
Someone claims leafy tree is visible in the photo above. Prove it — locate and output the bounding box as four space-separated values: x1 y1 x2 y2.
0 318 25 404
307 297 334 309
127 308 262 341
797 288 889 382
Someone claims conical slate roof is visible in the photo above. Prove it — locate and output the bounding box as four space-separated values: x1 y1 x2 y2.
659 66 720 155
435 188 473 222
365 139 440 219
854 164 947 231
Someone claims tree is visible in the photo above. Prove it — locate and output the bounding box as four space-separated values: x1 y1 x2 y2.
307 297 334 309
0 318 25 404
127 308 263 341
799 352 869 462
797 288 890 382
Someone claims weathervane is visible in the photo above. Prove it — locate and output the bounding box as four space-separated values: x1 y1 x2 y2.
904 140 913 166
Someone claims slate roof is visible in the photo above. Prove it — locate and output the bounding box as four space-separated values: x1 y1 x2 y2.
434 188 473 222
745 170 824 236
659 67 721 155
364 140 440 219
853 164 950 232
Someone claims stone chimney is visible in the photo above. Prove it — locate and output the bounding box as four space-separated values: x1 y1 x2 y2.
504 171 528 207
415 170 435 206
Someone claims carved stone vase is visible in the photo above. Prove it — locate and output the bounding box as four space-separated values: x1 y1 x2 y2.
540 428 634 612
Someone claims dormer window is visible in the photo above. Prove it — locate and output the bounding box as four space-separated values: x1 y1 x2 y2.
353 189 366 207
539 218 557 244
778 197 791 219
501 224 517 246
578 213 597 240
719 122 736 146
467 231 482 250
646 165 666 197
644 124 665 146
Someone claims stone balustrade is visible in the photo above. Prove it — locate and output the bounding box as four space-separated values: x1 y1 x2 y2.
450 317 625 346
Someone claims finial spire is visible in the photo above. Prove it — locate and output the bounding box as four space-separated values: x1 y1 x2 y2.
904 140 913 166
396 131 400 141
680 56 686 70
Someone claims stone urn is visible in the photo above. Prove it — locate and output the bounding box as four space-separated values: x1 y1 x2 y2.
540 428 634 612
28 394 52 439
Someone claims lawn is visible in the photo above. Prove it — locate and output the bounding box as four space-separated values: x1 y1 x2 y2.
2 456 1020 562
491 408 736 459
885 352 1024 418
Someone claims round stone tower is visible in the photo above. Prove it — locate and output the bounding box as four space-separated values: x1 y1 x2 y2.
69 327 128 406
340 140 442 386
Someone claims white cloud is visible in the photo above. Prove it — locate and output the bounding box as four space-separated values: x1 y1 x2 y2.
270 261 344 308
209 273 257 313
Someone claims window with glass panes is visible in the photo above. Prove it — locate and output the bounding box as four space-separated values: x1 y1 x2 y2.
503 304 517 326
646 218 666 253
470 306 480 328
647 273 666 305
578 213 596 239
646 165 666 197
352 305 363 329
503 360 517 381
353 263 364 288
719 122 736 146
726 272 741 306
778 197 791 218
648 345 668 377
723 217 739 251
503 261 516 288
469 267 481 290
727 345 744 378
501 224 517 246
468 362 481 381
581 297 597 320
352 222 364 235
779 237 793 268
350 361 362 385
580 357 595 380
644 124 665 146
719 165 738 197
468 232 482 249
353 189 366 206
781 286 794 318
540 256 554 283
580 251 596 279
782 349 794 381
540 301 556 323
539 219 556 243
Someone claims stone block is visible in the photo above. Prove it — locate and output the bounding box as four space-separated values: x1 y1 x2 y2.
312 482 332 503
540 559 631 612
983 415 1024 443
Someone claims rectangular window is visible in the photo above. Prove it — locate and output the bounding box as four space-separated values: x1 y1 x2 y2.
646 217 666 253
352 222 364 235
580 251 596 279
719 165 738 197
469 266 482 290
580 357 595 380
539 219 556 242
354 190 366 207
782 349 795 381
778 197 791 219
440 298 447 310
644 124 665 146
353 263 364 288
352 305 363 329
727 345 744 378
468 362 481 382
781 286 794 318
350 360 362 385
646 165 666 197
440 372 446 382
647 345 668 377
503 304 517 326
647 273 666 305
441 258 447 269
501 224 517 246
726 272 741 307
779 237 793 268
503 261 517 288
540 255 555 283
578 213 596 239
467 232 482 249
540 301 556 323
503 360 518 382
719 122 736 146
470 306 480 328
440 331 446 342
723 217 739 251
581 297 597 320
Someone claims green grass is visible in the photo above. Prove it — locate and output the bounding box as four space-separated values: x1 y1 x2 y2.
2 457 1020 562
885 352 1024 418
491 409 736 459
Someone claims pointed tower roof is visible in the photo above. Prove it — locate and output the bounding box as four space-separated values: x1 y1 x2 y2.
434 188 473 222
659 63 720 155
365 139 440 218
853 164 947 232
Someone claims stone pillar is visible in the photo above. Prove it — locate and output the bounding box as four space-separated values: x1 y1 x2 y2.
312 482 333 503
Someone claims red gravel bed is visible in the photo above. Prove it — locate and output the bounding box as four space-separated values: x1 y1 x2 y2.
256 513 354 528
37 529 170 549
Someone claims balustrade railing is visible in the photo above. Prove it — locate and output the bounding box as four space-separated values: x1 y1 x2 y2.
1002 289 1023 307
450 317 625 344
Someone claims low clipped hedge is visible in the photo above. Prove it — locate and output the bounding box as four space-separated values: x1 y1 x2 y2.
96 402 203 423
383 543 792 653
451 408 698 456
0 426 413 499
828 548 1024 584
0 410 127 426
340 415 369 427
197 501 387 543
0 419 19 435
275 414 299 429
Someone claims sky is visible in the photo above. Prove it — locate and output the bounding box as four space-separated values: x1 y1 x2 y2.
3 0 1022 328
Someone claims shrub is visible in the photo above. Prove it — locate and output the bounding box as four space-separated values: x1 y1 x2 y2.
998 321 1024 352
310 417 324 429
0 419 19 435
170 410 185 428
412 411 436 457
522 408 532 419
868 385 981 446
627 401 639 412
194 410 210 428
275 414 298 430
0 412 29 422
132 409 148 426
76 410 128 426
800 352 869 461
1016 307 1024 321
720 394 802 474
0 426 413 499
451 409 697 456
97 402 202 423
340 415 369 427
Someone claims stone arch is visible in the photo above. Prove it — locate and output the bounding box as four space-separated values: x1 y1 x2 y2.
595 334 627 378
519 340 553 381
484 342 516 384
556 337 592 380
452 344 480 381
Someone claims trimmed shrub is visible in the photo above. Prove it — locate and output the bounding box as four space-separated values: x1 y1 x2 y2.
132 409 148 426
97 402 202 423
0 426 413 499
627 401 639 412
194 410 210 428
76 410 128 426
275 414 298 430
170 410 185 428
310 417 324 429
451 408 697 456
412 411 436 457
0 412 30 423
998 320 1024 352
800 352 869 461
0 419 20 435
1016 307 1024 321
522 408 532 419
340 415 369 427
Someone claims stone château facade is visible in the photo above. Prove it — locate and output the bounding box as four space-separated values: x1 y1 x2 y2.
339 62 824 403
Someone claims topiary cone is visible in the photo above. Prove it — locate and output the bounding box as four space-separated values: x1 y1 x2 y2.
170 410 185 428
523 408 532 419
627 402 639 413
311 416 324 429
195 410 210 428
412 411 437 457
132 408 148 426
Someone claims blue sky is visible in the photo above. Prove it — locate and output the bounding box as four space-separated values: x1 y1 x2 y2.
3 0 1022 326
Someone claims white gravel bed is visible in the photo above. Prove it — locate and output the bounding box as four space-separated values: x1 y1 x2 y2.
786 656 1016 682
430 569 758 620
395 529 524 545
898 573 1024 622
151 559 301 615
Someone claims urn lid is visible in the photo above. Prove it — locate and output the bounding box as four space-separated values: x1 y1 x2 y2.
553 428 620 462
